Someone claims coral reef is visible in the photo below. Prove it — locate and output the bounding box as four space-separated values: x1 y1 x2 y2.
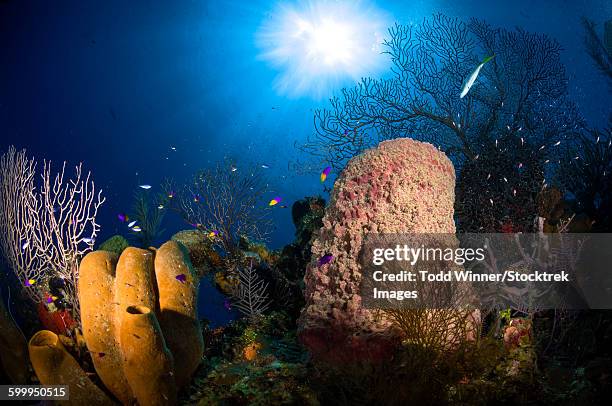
0 294 28 384
98 235 129 255
184 312 316 405
77 241 203 404
298 138 462 364
171 230 219 276
275 196 325 282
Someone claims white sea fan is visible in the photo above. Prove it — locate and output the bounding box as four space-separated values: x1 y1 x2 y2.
230 260 270 319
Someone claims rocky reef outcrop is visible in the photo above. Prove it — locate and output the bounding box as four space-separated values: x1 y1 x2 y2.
298 138 458 364
0 294 29 384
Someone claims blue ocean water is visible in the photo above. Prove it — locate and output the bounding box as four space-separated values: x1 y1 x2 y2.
1 0 609 251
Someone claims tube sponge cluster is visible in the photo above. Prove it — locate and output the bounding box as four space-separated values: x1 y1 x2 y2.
298 138 457 364
75 241 203 405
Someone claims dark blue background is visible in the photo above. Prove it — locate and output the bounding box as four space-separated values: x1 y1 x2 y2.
1 0 610 251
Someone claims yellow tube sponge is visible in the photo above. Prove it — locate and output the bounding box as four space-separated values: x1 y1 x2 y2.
28 330 114 405
154 241 203 388
79 251 134 404
119 305 177 406
0 296 28 384
114 247 157 313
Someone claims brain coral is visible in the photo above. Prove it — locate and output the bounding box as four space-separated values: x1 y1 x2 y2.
298 138 457 364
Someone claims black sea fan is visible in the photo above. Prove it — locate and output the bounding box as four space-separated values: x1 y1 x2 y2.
555 128 612 231
161 160 273 257
302 13 582 170
582 17 612 87
129 189 165 248
456 135 545 232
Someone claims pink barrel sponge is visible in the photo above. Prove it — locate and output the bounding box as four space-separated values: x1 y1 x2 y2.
298 138 457 364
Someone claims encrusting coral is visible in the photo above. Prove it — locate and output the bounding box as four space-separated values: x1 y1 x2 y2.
0 294 29 384
28 330 113 405
171 230 221 276
298 138 470 364
98 235 129 255
75 241 203 405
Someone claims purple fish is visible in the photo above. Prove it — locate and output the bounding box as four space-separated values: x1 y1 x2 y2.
117 213 128 222
318 254 334 266
175 274 187 283
223 298 232 311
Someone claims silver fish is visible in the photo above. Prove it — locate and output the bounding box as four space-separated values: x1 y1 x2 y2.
460 55 495 98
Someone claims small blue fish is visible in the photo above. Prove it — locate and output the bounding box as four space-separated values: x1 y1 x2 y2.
176 274 187 283
139 185 152 190
318 254 334 266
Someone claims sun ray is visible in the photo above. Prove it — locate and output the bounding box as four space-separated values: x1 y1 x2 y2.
256 0 390 99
